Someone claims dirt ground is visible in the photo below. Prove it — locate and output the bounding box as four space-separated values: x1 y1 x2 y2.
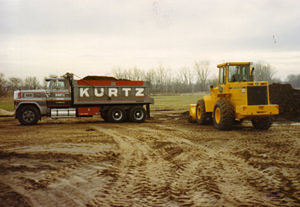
0 111 300 207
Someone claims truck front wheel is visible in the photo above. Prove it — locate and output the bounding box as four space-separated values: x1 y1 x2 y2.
107 106 126 123
17 105 40 125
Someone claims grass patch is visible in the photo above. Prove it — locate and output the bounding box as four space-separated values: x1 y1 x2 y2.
0 97 14 111
151 93 205 111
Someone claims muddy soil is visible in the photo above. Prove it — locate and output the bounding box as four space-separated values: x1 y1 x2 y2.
0 111 299 207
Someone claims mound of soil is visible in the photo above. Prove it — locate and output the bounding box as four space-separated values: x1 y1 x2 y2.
269 83 300 121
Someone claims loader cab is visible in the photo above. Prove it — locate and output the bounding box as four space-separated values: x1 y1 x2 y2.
217 62 252 85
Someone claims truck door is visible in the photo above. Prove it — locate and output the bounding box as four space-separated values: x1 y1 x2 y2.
46 79 72 108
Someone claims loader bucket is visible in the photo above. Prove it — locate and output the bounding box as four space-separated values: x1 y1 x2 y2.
188 104 196 123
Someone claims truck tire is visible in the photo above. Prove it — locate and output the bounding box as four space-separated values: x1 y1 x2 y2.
213 99 235 130
195 99 211 125
101 111 108 122
17 105 40 125
129 106 146 123
251 117 273 130
107 106 126 123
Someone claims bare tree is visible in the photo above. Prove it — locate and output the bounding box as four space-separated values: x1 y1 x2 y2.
253 62 276 83
178 67 194 93
112 67 124 79
0 73 8 97
144 68 156 91
208 74 218 87
7 77 23 91
286 74 300 88
194 61 210 91
23 76 41 89
131 67 144 80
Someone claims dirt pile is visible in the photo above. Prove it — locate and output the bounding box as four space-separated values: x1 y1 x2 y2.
269 83 300 120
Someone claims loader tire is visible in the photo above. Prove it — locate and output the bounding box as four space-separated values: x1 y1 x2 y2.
195 99 211 125
213 99 235 130
17 105 40 126
251 117 273 130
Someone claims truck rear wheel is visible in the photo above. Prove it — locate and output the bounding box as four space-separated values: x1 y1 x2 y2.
107 106 126 123
251 117 273 130
17 105 40 125
100 111 108 122
195 99 211 125
129 106 146 123
213 100 234 130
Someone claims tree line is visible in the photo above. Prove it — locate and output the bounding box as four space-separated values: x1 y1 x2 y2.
0 62 299 97
0 74 44 97
112 61 215 94
112 62 300 92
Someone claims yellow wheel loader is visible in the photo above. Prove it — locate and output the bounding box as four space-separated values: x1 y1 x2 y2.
189 62 279 130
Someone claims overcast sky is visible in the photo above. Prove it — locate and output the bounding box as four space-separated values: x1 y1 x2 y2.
0 0 299 81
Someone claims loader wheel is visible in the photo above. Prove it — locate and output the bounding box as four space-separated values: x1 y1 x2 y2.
213 100 235 130
107 106 126 123
251 117 273 130
17 105 40 125
129 106 146 123
195 99 211 125
188 116 195 123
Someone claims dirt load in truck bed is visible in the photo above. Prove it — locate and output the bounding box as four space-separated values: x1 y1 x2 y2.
81 76 129 81
0 111 300 207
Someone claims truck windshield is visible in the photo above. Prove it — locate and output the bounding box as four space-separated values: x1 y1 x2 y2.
47 80 67 90
228 65 250 82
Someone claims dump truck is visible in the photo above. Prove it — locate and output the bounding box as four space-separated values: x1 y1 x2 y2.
189 62 279 130
14 73 154 125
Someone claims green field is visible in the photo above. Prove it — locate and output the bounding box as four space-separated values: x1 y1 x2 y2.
151 94 204 111
0 97 14 111
0 94 204 112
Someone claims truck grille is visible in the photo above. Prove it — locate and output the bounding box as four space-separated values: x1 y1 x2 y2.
247 86 268 105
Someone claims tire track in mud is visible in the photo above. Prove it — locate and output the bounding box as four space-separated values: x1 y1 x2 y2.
87 124 233 206
1 116 300 207
161 123 300 206
108 123 300 206
88 126 178 207
123 124 265 206
0 134 120 207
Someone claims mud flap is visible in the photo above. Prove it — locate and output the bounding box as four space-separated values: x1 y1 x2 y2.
146 104 150 118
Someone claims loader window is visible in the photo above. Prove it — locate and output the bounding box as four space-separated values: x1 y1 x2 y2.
219 67 225 84
229 65 250 82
